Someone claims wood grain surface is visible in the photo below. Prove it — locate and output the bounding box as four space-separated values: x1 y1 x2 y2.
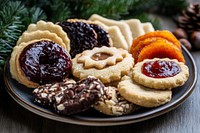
1 0 200 132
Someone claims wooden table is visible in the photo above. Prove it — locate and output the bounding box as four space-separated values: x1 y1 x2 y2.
1 2 200 133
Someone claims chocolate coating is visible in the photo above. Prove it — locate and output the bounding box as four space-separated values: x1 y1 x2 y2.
54 76 105 115
19 40 72 85
33 79 76 106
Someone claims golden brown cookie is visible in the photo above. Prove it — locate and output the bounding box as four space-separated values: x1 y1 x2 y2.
132 58 189 90
118 76 172 107
17 30 67 50
26 20 70 52
11 39 72 88
72 46 134 83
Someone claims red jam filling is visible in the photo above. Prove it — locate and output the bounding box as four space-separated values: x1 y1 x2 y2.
142 60 181 78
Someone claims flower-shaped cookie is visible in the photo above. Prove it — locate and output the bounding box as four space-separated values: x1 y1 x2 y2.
78 46 126 69
72 46 134 84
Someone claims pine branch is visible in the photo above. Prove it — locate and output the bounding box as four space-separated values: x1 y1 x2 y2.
68 0 134 19
0 1 25 74
29 7 47 23
0 1 46 74
49 0 71 22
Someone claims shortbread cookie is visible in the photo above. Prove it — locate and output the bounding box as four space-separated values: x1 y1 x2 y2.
54 76 105 115
26 20 70 52
17 30 67 50
94 86 139 116
12 39 72 88
89 14 133 48
124 19 145 40
93 20 128 50
58 20 98 58
33 78 76 106
132 58 189 90
142 22 155 33
72 46 134 83
118 76 172 107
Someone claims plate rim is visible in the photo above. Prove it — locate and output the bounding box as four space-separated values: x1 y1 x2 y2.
4 46 198 126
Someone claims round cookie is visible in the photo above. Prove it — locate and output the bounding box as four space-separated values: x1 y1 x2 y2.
72 46 134 84
17 30 67 50
94 86 139 116
12 39 72 88
54 76 105 115
132 58 189 90
25 20 70 52
118 76 172 107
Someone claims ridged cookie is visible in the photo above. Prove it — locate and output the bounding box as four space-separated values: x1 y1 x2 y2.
25 20 70 52
124 19 145 40
17 30 67 50
118 76 172 107
93 20 128 49
89 14 133 48
142 22 155 33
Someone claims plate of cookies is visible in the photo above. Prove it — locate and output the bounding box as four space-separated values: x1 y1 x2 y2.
4 14 197 126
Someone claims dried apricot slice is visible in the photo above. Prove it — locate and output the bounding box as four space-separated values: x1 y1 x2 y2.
130 30 181 53
132 37 170 62
137 41 185 63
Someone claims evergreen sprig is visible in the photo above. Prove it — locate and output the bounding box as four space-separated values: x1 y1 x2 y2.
0 1 25 73
70 0 134 19
0 1 46 74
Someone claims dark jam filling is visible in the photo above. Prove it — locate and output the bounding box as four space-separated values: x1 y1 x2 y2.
142 60 181 78
58 21 97 58
19 40 72 85
89 24 110 47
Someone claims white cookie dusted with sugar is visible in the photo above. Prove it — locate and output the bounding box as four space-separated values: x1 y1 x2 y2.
89 14 155 51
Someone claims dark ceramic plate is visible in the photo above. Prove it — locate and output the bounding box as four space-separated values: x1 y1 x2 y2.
4 46 197 126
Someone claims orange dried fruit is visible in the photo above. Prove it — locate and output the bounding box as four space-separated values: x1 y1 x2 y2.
137 41 185 63
132 37 171 62
130 30 181 53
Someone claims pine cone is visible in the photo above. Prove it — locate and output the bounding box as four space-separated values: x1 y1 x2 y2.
178 2 200 33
